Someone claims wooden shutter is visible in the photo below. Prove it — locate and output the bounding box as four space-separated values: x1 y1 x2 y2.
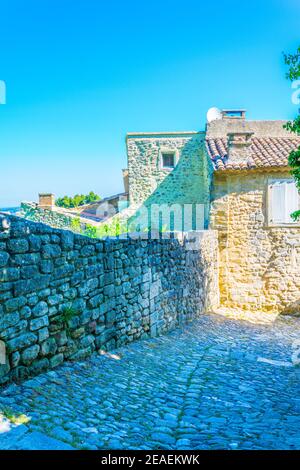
270 180 299 224
270 181 286 224
285 180 299 223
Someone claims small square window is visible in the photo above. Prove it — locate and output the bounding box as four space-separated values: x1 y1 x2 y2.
162 152 175 169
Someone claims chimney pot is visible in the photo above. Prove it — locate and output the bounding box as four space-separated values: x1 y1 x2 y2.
222 109 246 120
122 169 129 194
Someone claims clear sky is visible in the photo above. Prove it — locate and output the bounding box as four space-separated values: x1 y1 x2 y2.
0 0 300 207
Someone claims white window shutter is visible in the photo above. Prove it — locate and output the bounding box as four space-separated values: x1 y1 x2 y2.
285 180 299 223
271 181 286 224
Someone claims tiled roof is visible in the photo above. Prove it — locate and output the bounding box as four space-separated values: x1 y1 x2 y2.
206 137 300 171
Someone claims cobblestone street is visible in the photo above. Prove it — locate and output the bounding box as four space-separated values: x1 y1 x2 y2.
1 314 300 450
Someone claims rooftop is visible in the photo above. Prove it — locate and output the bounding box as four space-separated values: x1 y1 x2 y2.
206 136 300 171
206 111 300 171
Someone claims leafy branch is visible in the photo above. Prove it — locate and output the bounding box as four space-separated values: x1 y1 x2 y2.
284 46 300 220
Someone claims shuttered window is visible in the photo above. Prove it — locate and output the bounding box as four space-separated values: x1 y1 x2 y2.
269 180 299 224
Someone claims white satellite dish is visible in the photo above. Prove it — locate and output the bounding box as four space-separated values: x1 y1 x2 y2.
206 107 222 123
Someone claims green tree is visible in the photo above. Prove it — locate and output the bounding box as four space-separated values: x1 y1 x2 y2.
72 194 85 207
284 46 300 220
85 191 100 204
56 191 100 208
56 195 72 208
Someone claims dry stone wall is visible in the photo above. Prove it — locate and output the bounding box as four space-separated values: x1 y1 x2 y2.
21 202 73 230
0 214 218 385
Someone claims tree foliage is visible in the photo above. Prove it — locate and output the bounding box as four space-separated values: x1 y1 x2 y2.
56 191 100 208
284 46 300 220
284 46 300 81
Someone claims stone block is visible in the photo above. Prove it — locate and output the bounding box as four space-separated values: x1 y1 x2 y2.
14 253 40 266
22 344 40 365
38 327 49 342
40 338 57 356
14 275 50 296
28 234 42 251
0 252 9 267
60 231 74 250
7 333 37 352
30 316 49 331
48 294 63 306
32 301 49 317
40 260 53 274
41 244 62 259
20 265 39 279
55 330 68 346
0 267 20 282
49 353 64 368
5 296 26 312
0 311 20 330
28 358 49 376
7 238 29 254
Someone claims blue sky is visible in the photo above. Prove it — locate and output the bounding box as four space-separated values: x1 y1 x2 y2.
0 0 299 206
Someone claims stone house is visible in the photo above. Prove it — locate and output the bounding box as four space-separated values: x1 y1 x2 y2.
126 131 211 230
125 110 300 315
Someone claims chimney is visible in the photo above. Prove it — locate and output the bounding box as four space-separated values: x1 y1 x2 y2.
227 132 254 162
122 169 129 193
38 193 55 210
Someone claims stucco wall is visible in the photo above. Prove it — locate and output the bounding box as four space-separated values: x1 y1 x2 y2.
126 133 212 230
0 214 218 385
210 170 300 314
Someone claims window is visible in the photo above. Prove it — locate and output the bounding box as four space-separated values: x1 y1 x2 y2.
161 152 175 169
268 179 299 225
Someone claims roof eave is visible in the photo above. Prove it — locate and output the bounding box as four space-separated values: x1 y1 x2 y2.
213 165 291 175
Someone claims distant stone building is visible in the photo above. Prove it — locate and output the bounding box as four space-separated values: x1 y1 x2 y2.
126 131 211 230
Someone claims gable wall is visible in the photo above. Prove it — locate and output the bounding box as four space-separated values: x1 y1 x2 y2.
126 133 212 230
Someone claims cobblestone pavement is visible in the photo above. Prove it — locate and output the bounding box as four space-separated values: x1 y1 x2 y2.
1 314 300 450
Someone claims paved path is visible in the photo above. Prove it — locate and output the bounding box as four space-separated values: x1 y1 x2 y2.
1 314 300 450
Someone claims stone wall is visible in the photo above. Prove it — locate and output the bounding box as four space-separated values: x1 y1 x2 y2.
21 202 99 234
21 202 73 231
0 214 218 385
210 170 300 314
126 132 212 230
206 118 290 138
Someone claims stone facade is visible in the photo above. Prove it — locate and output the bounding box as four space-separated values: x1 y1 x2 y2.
0 214 218 385
126 132 212 230
210 170 300 314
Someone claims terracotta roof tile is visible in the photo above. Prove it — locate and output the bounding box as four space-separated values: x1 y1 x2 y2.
206 137 300 171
